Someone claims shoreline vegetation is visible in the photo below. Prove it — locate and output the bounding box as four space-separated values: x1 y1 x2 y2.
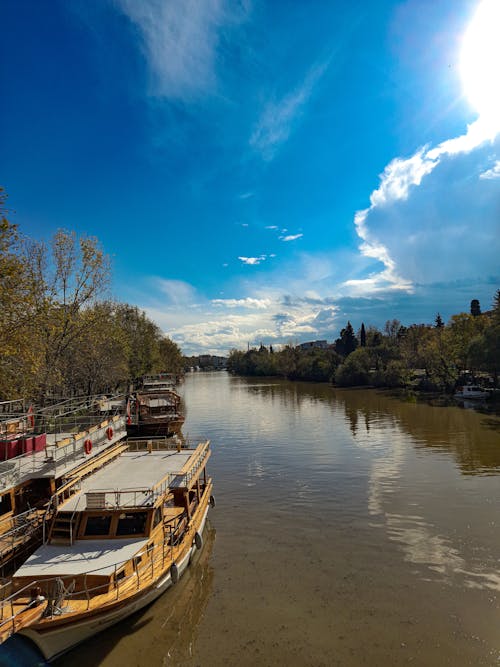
0 188 183 403
227 293 500 398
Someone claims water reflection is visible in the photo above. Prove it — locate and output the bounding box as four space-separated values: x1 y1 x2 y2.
334 388 500 475
332 388 500 592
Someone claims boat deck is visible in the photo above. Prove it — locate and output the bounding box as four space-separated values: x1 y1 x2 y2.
0 418 127 493
61 450 193 512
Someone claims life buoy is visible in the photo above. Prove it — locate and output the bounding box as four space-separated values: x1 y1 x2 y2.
194 531 203 550
106 426 114 440
84 439 92 455
170 562 179 584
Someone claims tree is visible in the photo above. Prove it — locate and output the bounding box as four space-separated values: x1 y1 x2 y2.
470 299 481 317
335 321 358 357
114 304 162 380
0 188 36 398
158 337 183 375
60 302 129 396
384 319 402 339
492 290 500 322
447 312 488 374
26 230 111 402
365 326 382 347
435 313 444 328
360 322 366 347
334 348 371 386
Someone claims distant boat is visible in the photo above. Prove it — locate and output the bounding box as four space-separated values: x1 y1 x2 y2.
454 385 489 400
127 378 185 438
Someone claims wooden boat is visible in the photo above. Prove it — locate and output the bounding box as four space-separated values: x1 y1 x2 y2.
0 438 213 661
126 388 185 438
0 397 127 572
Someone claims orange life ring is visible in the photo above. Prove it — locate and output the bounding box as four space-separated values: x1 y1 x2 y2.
106 426 114 440
84 439 92 455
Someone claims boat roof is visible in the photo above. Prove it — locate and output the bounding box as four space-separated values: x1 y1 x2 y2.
60 449 193 512
15 537 148 577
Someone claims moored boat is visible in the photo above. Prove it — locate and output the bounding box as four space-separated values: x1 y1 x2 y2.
0 438 213 660
127 386 185 438
0 397 127 572
454 384 490 400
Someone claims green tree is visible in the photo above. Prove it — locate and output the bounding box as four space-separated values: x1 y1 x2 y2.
60 302 129 396
335 321 358 357
114 304 162 380
470 299 481 317
0 189 37 398
447 312 488 373
360 322 366 347
26 230 111 402
334 348 371 386
158 337 183 375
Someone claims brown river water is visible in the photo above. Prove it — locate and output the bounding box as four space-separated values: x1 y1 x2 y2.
3 371 500 666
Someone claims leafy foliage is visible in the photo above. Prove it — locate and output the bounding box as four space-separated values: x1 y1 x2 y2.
229 297 500 391
0 191 183 400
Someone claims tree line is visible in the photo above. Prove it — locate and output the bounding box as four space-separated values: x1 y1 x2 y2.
0 188 183 402
228 294 500 391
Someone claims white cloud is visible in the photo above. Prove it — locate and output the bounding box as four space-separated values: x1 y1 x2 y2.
238 255 267 265
479 160 500 179
250 61 328 160
265 225 278 230
350 116 500 294
279 233 303 242
115 0 247 100
155 278 198 304
211 297 272 309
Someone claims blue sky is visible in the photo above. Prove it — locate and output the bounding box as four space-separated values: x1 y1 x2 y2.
1 0 499 355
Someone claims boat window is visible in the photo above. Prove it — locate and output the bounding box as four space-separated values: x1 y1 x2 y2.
0 493 12 516
116 512 147 536
84 515 112 536
153 507 162 528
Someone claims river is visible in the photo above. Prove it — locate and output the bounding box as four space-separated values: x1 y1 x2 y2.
4 371 500 666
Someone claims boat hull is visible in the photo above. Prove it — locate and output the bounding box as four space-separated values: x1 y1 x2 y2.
19 506 209 661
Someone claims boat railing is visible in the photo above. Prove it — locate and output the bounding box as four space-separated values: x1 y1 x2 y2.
170 440 210 489
126 436 183 452
0 416 127 494
0 508 45 563
84 481 175 510
43 415 127 467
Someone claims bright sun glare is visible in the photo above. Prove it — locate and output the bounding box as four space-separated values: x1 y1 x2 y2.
460 0 500 119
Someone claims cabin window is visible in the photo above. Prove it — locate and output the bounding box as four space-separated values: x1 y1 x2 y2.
84 515 112 536
116 512 147 536
0 493 12 517
115 569 126 582
153 507 162 528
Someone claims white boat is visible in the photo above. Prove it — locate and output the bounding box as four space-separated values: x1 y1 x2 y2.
454 385 489 400
0 438 213 660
